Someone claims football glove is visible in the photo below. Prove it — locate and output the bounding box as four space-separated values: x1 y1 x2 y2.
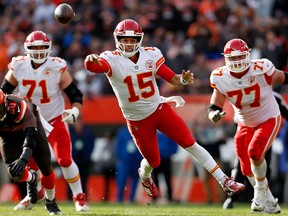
208 110 226 123
10 158 27 176
62 107 79 124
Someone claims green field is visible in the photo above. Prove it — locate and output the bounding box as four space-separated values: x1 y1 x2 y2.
0 202 287 216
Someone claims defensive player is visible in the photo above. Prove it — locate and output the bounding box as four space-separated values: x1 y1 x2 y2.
84 19 245 201
208 38 285 213
0 90 61 215
1 31 89 212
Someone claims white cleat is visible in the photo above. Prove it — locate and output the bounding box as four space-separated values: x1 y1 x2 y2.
73 193 90 212
264 198 281 214
14 187 45 210
251 186 267 212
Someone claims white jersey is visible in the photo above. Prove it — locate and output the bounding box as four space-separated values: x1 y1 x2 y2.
9 56 66 121
210 58 280 127
100 47 165 120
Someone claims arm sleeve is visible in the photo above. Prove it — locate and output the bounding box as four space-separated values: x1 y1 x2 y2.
84 58 110 73
156 64 176 82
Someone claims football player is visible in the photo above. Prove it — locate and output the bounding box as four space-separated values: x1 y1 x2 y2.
84 19 245 201
0 90 61 215
1 31 89 212
208 38 286 213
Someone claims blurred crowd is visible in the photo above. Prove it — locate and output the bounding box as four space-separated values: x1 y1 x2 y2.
0 0 287 98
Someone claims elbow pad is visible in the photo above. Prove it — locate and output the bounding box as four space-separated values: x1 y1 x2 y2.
23 127 39 150
63 82 83 105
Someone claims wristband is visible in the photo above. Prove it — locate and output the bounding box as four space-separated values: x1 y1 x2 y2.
180 76 188 85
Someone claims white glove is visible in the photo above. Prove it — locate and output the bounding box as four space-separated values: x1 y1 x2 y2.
208 110 226 123
62 107 79 124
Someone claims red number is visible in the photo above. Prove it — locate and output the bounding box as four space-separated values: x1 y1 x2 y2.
227 84 260 109
124 72 155 102
253 60 264 71
22 79 50 104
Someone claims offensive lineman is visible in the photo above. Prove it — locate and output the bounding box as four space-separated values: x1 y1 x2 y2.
208 38 285 214
1 31 89 212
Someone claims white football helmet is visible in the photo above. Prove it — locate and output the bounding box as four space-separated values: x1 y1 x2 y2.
24 31 51 64
113 19 144 57
223 38 251 73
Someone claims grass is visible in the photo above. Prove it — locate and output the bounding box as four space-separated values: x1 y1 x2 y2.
0 202 287 216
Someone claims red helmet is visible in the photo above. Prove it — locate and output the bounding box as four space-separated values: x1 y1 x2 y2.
223 38 250 73
24 31 51 64
113 19 144 57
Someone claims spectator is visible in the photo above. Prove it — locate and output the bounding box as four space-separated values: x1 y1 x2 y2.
115 126 142 203
93 128 116 201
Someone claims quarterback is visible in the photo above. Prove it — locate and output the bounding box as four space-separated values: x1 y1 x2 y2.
85 19 245 200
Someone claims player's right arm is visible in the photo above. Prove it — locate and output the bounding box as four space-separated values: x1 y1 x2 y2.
84 54 110 73
9 97 38 178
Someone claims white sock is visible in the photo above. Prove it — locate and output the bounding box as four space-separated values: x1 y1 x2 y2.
61 161 83 197
139 159 153 179
44 187 55 201
185 142 226 184
251 160 267 188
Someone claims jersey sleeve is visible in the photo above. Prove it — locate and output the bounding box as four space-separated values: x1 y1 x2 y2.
8 56 27 72
147 47 165 70
263 58 276 76
50 57 67 73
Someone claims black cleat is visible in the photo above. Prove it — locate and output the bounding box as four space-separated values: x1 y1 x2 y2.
27 169 38 204
45 199 62 215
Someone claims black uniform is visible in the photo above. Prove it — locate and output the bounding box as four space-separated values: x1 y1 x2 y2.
0 94 52 181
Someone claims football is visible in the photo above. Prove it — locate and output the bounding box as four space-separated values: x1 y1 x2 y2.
54 3 75 24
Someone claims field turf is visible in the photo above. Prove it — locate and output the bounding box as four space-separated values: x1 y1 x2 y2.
0 202 287 216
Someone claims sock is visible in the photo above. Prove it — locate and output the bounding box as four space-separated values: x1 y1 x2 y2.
61 161 83 197
139 159 153 179
185 142 226 184
251 160 267 188
45 187 55 201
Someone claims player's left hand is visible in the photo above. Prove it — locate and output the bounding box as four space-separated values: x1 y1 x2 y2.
10 158 27 176
181 70 194 85
62 107 79 124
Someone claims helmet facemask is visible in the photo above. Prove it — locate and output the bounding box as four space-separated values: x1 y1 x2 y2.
25 43 51 64
24 31 51 64
223 38 251 73
224 51 250 73
114 34 143 58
